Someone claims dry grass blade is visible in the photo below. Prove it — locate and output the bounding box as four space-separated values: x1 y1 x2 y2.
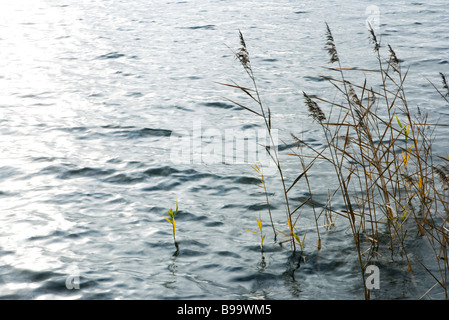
215 81 260 104
286 163 314 193
221 96 263 117
325 67 380 73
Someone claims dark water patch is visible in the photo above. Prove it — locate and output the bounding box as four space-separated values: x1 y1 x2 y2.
200 101 239 110
173 105 194 112
418 9 438 14
58 167 115 179
178 239 209 249
304 75 326 82
85 291 115 299
196 263 221 270
8 268 64 285
145 238 178 250
230 272 279 283
246 203 273 211
88 92 104 98
176 248 208 257
189 184 240 195
19 92 52 99
67 230 97 239
146 205 167 213
262 58 278 62
57 126 89 133
105 196 128 205
216 251 241 259
144 166 218 182
30 271 61 283
221 203 243 209
0 166 21 181
141 180 180 191
294 11 308 14
112 127 172 138
106 158 122 164
174 210 208 222
49 191 112 206
27 230 66 242
101 124 133 130
102 173 144 184
37 165 68 176
241 123 261 130
278 141 299 151
137 128 172 137
31 156 58 163
204 221 224 227
232 176 260 185
144 166 179 177
125 91 143 97
180 25 216 30
143 166 262 187
95 52 125 60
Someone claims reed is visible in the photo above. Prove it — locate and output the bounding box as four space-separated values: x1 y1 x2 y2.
164 199 180 253
244 213 266 252
218 30 305 252
220 26 449 299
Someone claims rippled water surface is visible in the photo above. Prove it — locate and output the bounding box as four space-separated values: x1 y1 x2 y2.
0 0 448 299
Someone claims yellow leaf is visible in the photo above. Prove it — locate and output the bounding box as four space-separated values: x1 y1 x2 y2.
244 229 259 235
256 218 262 232
164 217 173 225
287 217 292 231
395 113 403 128
365 169 371 180
252 164 260 174
292 230 301 244
402 151 411 168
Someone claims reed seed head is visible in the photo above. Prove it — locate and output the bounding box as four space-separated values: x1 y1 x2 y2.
349 85 362 106
325 23 339 64
304 92 326 123
388 44 400 73
367 23 380 52
401 173 415 187
434 166 449 191
440 72 449 97
236 30 251 71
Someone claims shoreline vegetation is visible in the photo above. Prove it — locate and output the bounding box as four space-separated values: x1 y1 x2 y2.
219 24 449 299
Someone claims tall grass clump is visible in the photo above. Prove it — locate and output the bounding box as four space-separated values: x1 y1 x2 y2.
220 26 449 299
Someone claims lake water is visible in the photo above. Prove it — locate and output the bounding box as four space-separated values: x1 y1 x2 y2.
0 0 448 299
